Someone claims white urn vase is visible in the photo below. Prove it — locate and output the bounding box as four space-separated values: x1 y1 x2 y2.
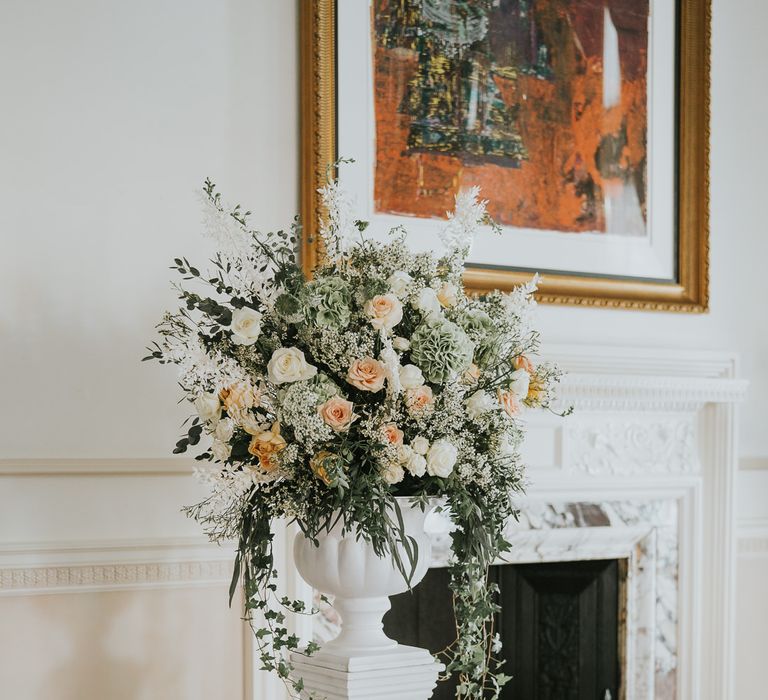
290 497 443 700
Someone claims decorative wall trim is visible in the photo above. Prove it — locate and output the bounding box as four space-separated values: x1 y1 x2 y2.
0 458 196 476
737 519 768 558
566 415 698 476
558 374 747 412
0 560 232 596
542 344 738 379
0 537 235 596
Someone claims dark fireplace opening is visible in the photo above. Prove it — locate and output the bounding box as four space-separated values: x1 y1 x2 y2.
384 559 623 699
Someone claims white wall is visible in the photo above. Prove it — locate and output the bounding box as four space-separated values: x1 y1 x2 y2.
0 0 298 458
0 0 766 698
0 1 297 698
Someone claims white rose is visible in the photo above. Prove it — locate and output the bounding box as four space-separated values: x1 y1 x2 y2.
465 389 497 420
364 293 403 331
399 364 425 390
405 452 427 478
411 436 429 455
393 336 411 352
267 347 317 385
214 418 234 442
426 439 458 478
211 439 231 462
509 369 531 399
194 392 221 423
387 271 413 298
412 287 442 317
381 462 405 485
229 307 262 346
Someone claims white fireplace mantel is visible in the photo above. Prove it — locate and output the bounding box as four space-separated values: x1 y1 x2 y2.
274 345 747 700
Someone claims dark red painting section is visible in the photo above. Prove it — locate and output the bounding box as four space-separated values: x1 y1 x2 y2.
373 0 649 234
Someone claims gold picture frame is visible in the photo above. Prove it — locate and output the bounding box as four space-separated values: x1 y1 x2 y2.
300 0 710 312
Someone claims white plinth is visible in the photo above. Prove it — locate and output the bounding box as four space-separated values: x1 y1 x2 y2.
290 645 444 699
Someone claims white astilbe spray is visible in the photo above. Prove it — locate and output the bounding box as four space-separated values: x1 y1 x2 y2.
161 327 248 396
191 465 254 541
502 273 539 337
440 186 490 256
379 331 402 398
199 190 279 306
199 190 252 260
318 181 358 261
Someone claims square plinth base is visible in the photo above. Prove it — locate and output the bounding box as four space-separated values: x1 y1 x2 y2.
290 646 444 700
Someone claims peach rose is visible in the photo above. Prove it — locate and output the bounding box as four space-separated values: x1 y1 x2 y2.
219 383 259 413
497 388 521 417
318 396 357 431
406 385 434 413
526 377 545 405
310 451 335 486
382 423 404 446
347 357 387 392
437 282 459 308
364 293 403 331
247 421 286 472
514 355 535 373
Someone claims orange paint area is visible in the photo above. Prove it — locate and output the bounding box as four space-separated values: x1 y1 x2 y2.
372 0 649 234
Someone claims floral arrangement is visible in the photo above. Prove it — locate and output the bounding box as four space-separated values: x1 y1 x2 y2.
145 171 563 699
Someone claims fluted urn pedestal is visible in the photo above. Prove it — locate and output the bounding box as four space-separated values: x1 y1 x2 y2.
290 498 443 699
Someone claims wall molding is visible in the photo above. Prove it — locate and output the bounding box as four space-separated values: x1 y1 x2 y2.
737 518 768 558
0 536 235 596
0 559 232 596
0 458 196 476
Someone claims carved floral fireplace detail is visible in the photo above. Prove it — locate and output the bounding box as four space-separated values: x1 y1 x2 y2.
287 346 746 700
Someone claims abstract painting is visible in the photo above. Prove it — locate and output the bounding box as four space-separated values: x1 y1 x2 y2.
372 0 649 237
301 0 710 310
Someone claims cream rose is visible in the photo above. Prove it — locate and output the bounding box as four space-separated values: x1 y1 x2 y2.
411 436 429 455
211 439 231 462
364 293 403 331
399 364 425 390
387 271 413 298
393 336 411 352
382 423 404 446
426 439 458 478
508 369 531 399
406 385 434 413
412 287 442 317
381 461 405 485
194 392 221 423
347 357 387 392
437 282 459 308
267 347 317 385
214 418 234 443
497 388 522 417
405 452 427 477
318 396 356 431
229 306 262 346
466 389 496 420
